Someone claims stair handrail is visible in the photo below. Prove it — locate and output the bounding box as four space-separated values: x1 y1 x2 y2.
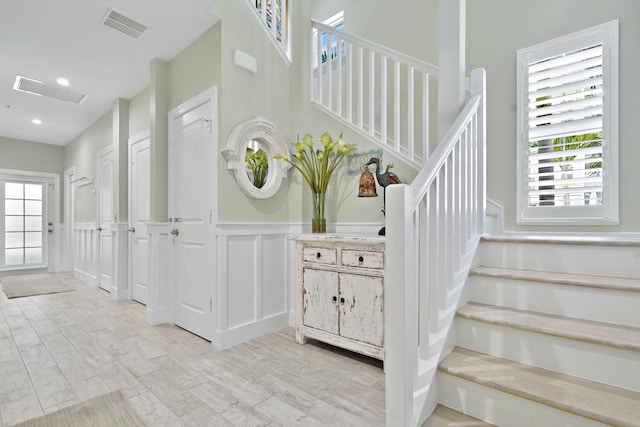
311 20 440 75
311 20 439 169
385 68 486 427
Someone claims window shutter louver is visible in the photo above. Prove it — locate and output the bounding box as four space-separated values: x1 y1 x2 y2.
516 20 619 224
526 42 604 208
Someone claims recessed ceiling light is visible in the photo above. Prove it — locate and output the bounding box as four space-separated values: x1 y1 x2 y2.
32 119 42 125
57 78 70 86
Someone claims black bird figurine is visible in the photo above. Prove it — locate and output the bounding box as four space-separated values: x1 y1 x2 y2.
364 157 401 235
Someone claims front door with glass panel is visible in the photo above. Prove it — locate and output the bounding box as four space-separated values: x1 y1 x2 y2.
2 181 46 269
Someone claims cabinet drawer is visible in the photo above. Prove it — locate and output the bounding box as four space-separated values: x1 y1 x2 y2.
303 246 337 265
341 250 384 269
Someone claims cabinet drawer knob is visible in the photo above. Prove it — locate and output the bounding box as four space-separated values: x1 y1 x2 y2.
332 296 338 304
358 256 364 264
316 252 322 259
340 297 345 305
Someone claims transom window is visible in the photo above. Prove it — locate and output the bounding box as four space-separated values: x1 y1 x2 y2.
516 21 619 224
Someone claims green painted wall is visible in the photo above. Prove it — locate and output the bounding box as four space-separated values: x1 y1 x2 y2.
129 88 150 138
213 1 293 222
0 137 65 220
64 111 112 223
0 136 64 174
51 0 639 233
467 0 640 232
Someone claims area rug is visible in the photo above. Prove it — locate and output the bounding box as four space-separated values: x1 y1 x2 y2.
0 273 75 299
13 390 147 427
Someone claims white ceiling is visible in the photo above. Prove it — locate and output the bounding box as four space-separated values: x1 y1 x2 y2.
0 0 220 146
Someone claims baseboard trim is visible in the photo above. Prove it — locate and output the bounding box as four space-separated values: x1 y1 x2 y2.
212 312 289 350
73 269 97 286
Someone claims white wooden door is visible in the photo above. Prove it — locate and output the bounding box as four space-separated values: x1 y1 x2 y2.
129 132 151 304
169 92 216 341
97 147 114 292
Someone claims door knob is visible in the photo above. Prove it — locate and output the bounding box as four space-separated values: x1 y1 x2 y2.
170 228 179 236
96 226 102 232
128 228 136 233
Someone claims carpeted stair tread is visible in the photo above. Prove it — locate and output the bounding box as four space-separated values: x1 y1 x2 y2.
470 266 640 292
480 234 640 247
439 347 640 427
457 302 640 351
421 404 496 426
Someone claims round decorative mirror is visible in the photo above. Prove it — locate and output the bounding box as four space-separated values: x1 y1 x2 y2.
222 117 291 199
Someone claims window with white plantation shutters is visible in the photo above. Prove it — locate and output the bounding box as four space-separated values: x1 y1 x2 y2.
516 21 619 224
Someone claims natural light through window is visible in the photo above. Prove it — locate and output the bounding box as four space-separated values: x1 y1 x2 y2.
4 182 44 266
516 21 619 224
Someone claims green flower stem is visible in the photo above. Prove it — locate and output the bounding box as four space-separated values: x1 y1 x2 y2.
274 132 356 232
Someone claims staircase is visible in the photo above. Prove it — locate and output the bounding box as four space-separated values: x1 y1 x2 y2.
435 235 640 426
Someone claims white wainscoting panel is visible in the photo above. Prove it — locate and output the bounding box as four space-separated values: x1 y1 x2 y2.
56 224 65 272
111 223 129 300
73 224 99 285
99 231 113 291
262 235 287 317
146 223 171 325
214 223 291 349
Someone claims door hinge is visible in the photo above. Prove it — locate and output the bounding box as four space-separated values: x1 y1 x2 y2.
209 210 212 224
203 119 212 133
210 299 213 311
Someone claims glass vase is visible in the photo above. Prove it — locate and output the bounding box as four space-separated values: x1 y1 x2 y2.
311 191 327 233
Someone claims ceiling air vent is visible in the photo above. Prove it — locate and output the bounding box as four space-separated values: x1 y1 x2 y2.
102 8 148 39
13 76 88 104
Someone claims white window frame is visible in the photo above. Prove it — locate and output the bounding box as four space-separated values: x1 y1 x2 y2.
516 20 619 225
0 169 59 271
312 11 344 70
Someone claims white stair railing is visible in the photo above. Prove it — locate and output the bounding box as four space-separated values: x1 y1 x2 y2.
247 0 290 62
385 68 486 427
311 20 439 169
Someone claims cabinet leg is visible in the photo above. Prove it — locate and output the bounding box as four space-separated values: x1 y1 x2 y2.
295 328 307 345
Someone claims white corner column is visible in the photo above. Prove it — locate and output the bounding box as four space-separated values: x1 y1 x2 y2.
146 223 171 325
438 0 466 141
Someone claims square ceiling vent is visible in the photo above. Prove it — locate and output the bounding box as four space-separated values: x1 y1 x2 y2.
13 76 88 104
102 8 148 39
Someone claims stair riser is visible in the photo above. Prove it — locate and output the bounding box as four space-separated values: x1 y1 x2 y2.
478 242 640 279
469 276 640 328
455 318 640 392
437 372 611 427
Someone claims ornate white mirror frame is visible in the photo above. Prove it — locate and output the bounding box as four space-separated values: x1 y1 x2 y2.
221 117 291 199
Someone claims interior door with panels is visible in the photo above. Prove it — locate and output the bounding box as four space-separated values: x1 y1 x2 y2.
129 131 151 304
97 147 114 292
169 88 217 341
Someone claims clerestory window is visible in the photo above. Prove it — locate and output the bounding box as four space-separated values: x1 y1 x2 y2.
516 20 619 224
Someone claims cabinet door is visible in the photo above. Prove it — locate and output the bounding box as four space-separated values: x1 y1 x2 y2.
338 273 384 347
303 268 339 334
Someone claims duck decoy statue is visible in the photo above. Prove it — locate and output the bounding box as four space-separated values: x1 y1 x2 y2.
363 157 401 235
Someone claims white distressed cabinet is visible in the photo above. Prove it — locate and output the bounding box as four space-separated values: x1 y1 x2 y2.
289 234 385 360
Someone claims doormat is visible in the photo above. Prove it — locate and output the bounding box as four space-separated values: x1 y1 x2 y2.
0 273 75 299
13 390 147 427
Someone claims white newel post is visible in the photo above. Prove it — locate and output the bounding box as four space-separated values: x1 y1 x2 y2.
386 183 419 426
470 68 487 234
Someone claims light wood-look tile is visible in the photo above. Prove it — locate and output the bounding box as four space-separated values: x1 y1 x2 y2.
0 275 385 426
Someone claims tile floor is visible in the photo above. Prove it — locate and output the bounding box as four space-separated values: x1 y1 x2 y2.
0 274 385 426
